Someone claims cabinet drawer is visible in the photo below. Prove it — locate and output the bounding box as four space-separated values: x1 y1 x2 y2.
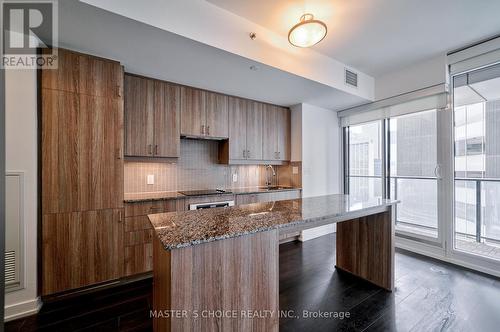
125 200 179 217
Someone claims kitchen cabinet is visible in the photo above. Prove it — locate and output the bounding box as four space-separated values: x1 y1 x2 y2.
154 81 181 157
123 199 184 276
124 74 180 158
276 106 291 161
205 91 229 138
180 86 205 137
222 97 263 162
41 49 125 296
222 98 290 164
262 105 291 161
124 75 153 157
246 101 263 160
42 54 124 215
42 208 124 295
235 190 301 205
180 87 229 139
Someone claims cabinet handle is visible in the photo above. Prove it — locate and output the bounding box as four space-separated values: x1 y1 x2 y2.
116 85 122 97
116 148 122 160
118 210 123 222
247 150 250 159
207 126 210 136
155 145 158 155
201 125 205 135
243 150 246 158
148 144 153 155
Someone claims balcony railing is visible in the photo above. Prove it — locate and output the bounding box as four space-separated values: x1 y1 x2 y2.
455 178 500 245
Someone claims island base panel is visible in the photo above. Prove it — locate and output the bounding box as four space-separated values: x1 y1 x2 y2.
153 230 279 332
335 209 394 291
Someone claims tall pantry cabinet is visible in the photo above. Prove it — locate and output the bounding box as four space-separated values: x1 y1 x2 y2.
40 49 125 295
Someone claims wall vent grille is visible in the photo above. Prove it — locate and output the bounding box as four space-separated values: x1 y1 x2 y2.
5 251 16 284
345 69 358 88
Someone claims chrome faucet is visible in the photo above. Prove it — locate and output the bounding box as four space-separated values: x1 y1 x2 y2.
265 165 276 188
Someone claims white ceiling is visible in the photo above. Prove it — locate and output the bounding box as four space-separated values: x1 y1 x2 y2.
207 0 500 76
56 0 367 110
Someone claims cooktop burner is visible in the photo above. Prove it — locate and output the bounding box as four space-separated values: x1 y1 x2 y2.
178 189 231 197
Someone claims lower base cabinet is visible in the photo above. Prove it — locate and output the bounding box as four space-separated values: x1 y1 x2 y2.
42 190 302 296
42 208 124 295
235 190 301 205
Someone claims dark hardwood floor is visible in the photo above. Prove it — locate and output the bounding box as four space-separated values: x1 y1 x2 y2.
6 233 500 331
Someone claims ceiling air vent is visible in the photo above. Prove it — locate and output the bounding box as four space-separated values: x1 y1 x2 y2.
345 69 358 88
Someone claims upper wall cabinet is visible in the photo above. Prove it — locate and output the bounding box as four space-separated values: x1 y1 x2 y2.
221 98 290 164
220 97 263 162
180 86 228 139
263 105 291 161
124 74 180 158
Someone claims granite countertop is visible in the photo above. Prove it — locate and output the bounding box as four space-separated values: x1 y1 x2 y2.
124 186 302 203
148 194 398 250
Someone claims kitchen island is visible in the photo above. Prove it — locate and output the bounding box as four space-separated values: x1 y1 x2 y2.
148 194 398 332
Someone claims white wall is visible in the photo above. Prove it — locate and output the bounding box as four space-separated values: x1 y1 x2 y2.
5 69 40 320
375 55 447 100
301 104 342 198
294 103 343 241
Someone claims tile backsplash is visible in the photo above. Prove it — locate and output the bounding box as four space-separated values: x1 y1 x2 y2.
124 139 292 194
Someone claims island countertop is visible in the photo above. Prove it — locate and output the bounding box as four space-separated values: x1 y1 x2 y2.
148 194 398 250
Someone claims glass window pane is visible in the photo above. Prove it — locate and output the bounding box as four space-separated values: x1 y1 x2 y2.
349 176 382 202
482 181 500 243
389 110 438 238
393 178 437 232
454 62 500 261
348 122 382 176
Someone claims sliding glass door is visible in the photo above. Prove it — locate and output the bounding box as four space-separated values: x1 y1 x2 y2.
345 121 384 202
389 110 440 240
453 63 500 262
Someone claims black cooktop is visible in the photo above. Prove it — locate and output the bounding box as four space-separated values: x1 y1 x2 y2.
178 189 231 197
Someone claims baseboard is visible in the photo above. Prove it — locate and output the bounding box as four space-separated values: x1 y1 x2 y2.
4 297 41 322
299 224 336 242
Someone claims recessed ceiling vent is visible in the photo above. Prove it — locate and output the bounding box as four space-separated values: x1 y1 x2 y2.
345 69 358 88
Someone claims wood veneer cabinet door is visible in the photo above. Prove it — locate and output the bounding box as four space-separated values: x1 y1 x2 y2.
262 104 278 160
42 208 124 295
79 54 123 98
205 91 228 138
153 81 180 157
246 101 263 160
41 89 80 213
124 75 154 157
228 97 247 160
42 90 124 213
42 50 124 212
180 86 205 136
276 106 291 161
78 94 124 211
41 49 80 93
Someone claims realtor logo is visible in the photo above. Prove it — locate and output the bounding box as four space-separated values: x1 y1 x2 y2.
2 0 58 69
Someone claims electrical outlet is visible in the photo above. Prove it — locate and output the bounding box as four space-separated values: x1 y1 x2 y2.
232 173 238 183
292 166 299 174
147 174 155 185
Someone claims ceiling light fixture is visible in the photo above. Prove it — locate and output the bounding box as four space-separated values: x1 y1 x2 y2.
288 13 327 48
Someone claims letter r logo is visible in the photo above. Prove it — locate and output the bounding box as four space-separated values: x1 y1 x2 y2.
3 2 54 54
